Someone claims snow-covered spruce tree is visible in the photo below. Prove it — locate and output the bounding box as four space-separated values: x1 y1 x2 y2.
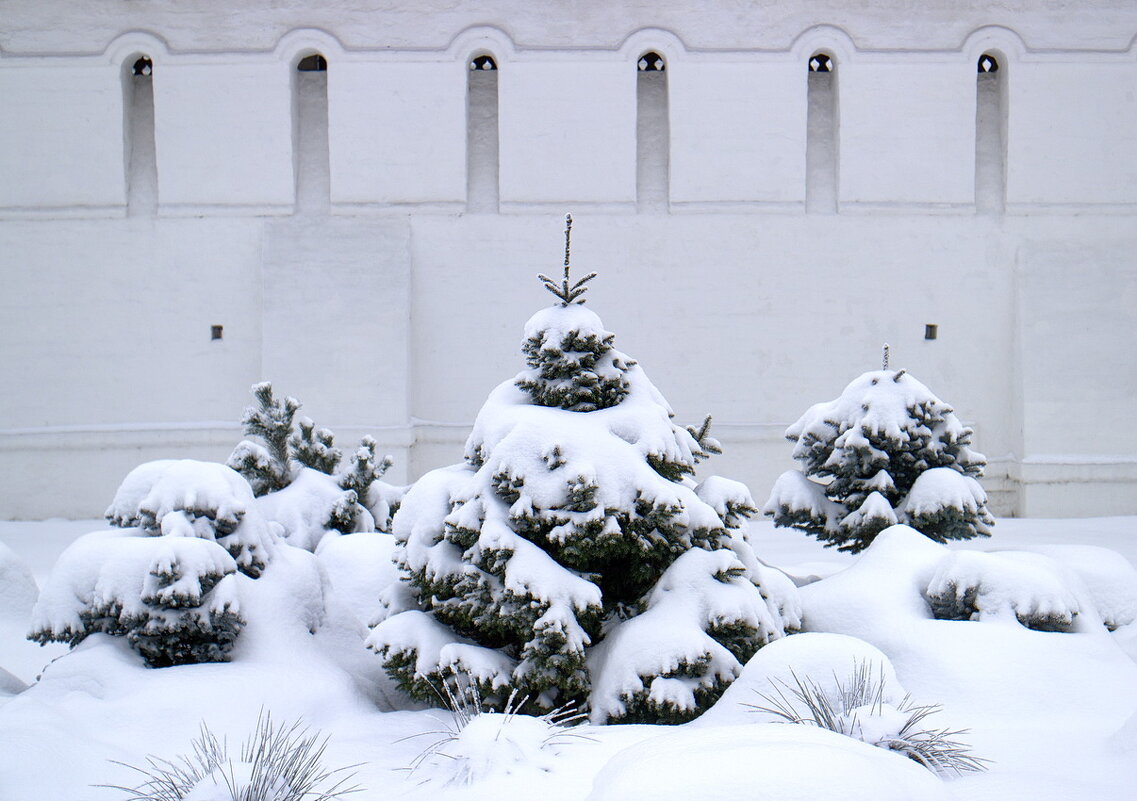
227 383 402 546
369 217 798 724
31 460 276 666
763 365 993 553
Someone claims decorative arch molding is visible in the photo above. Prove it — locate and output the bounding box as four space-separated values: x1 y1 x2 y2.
446 26 517 67
619 28 688 67
790 26 857 68
273 28 347 68
961 26 1027 67
102 31 171 68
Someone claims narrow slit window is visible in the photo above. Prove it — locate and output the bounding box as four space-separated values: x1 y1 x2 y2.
975 53 1006 214
467 54 499 213
636 51 669 213
124 56 157 216
294 53 330 213
806 53 837 213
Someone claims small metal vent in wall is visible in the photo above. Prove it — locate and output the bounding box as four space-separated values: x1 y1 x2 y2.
132 57 152 77
925 324 938 340
809 54 833 73
470 55 497 71
638 52 665 71
978 54 999 73
211 325 224 341
297 54 327 72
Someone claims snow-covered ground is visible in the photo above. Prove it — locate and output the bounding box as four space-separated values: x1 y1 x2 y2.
1 515 1135 800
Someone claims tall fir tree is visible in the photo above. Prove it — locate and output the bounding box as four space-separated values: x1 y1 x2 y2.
369 216 798 723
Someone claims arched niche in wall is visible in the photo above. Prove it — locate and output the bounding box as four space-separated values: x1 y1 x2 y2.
467 52 499 213
806 51 838 213
974 51 1007 214
274 29 346 211
636 50 669 212
790 27 855 212
105 33 168 214
962 27 1024 212
121 53 158 216
293 51 330 213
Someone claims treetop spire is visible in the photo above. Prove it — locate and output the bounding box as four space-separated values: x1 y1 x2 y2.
538 213 597 306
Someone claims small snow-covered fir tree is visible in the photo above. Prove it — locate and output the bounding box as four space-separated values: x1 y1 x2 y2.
369 217 798 724
763 364 993 553
227 383 403 545
31 460 274 666
30 529 245 667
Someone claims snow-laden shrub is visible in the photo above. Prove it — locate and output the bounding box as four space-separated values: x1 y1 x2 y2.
409 680 589 786
369 223 797 723
38 459 288 666
227 382 403 543
29 529 244 667
764 368 993 552
105 459 277 578
748 660 988 776
1028 545 1137 632
925 550 1087 632
103 711 359 801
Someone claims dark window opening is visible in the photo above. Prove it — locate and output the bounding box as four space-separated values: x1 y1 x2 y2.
211 325 224 341
638 52 665 72
470 55 497 71
132 57 152 77
978 54 999 73
298 54 328 72
809 54 833 73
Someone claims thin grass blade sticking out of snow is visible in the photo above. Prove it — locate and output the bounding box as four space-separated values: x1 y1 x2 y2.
98 710 362 801
744 660 989 778
404 671 592 786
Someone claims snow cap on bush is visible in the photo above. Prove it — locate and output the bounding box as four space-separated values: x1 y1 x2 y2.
106 459 277 578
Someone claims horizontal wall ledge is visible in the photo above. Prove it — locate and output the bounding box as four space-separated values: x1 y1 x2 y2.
157 202 295 217
1014 455 1137 484
0 205 127 220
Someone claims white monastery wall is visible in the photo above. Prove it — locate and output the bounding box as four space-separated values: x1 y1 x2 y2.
1 1 1135 520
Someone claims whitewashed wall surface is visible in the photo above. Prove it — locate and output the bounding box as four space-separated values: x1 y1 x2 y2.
2 0 1135 518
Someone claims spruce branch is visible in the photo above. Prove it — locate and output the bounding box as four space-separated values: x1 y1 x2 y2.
537 214 597 306
687 414 723 462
